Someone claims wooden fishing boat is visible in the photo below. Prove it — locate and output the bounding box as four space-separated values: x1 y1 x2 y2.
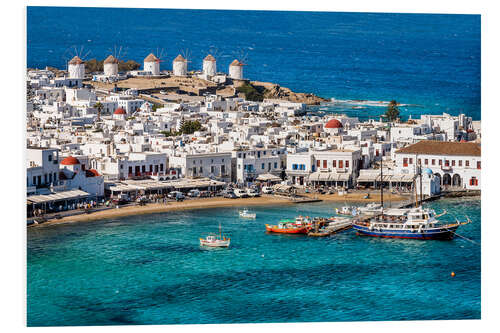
200 223 230 247
265 218 310 234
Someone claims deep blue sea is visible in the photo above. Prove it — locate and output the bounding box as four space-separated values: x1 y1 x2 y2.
27 198 480 326
27 7 481 120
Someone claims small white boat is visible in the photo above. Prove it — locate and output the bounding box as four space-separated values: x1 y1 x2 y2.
199 234 231 247
336 206 358 216
239 209 256 219
357 203 383 216
200 224 230 247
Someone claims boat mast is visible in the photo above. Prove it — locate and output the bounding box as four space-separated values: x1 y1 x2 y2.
380 160 383 214
219 223 222 239
419 158 423 207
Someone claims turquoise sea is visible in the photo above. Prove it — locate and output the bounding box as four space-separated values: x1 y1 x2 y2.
27 8 481 120
27 198 481 326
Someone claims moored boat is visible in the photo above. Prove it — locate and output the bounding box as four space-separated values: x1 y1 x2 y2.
266 217 310 234
336 206 358 216
200 223 231 247
239 209 256 219
353 207 469 240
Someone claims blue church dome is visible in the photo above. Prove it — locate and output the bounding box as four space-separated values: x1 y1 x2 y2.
423 168 433 175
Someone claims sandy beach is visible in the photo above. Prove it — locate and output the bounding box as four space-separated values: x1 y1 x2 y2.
34 192 408 227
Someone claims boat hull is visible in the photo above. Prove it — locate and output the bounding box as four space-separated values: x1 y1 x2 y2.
352 224 459 240
265 224 309 234
199 239 230 247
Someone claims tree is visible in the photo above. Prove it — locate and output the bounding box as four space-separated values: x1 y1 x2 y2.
385 100 400 122
179 120 202 135
94 102 103 122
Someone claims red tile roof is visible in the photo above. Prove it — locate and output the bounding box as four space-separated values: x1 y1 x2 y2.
61 156 80 165
174 54 186 62
68 56 84 65
144 53 159 62
104 55 119 64
395 140 481 156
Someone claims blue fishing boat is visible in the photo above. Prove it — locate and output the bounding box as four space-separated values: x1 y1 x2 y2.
353 207 469 240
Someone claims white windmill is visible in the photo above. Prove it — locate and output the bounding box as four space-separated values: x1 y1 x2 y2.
63 45 92 79
104 45 128 76
144 48 166 76
229 48 249 80
173 49 192 76
202 46 219 77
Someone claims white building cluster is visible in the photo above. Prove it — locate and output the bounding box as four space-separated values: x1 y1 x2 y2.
26 57 481 216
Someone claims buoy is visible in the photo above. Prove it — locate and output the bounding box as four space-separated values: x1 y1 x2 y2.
451 272 456 277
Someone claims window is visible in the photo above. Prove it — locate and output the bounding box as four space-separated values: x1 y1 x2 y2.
160 164 164 171
469 177 478 186
238 153 242 158
221 165 226 174
32 176 36 185
268 162 271 170
149 165 153 172
466 160 470 167
238 164 241 169
339 160 344 169
425 159 428 165
403 158 408 167
432 159 435 165
142 165 146 173
48 155 52 162
316 160 320 167
376 150 379 157
445 160 449 167
323 160 327 168
274 162 278 169
418 159 421 165
345 160 349 168
301 164 306 170
333 160 337 168
439 160 442 166
459 160 462 167
128 166 132 174
199 167 203 173
262 163 265 169
409 158 413 164
477 161 481 169
292 164 297 170
452 160 455 167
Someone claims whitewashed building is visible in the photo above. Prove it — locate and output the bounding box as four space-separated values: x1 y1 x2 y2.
202 54 216 77
173 54 188 76
27 147 61 194
229 59 244 80
143 53 160 75
68 56 85 79
169 152 232 182
103 55 119 76
394 140 481 190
